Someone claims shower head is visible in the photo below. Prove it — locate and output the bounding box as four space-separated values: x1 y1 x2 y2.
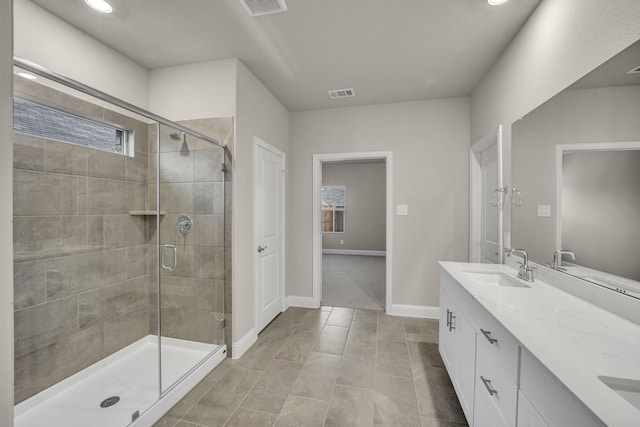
170 131 184 141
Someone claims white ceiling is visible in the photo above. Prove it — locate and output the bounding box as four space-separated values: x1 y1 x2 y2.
30 0 541 111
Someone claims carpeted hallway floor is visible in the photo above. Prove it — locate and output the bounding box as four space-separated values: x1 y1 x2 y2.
321 254 385 310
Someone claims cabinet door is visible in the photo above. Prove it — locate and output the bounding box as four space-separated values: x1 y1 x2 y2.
453 309 476 422
439 289 456 373
517 390 549 427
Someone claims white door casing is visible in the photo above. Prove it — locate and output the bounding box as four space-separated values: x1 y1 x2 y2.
481 144 500 263
254 138 285 333
312 151 393 311
470 126 504 264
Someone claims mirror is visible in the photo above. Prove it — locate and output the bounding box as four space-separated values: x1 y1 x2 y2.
511 39 640 299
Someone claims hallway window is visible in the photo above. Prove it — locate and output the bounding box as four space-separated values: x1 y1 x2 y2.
321 185 345 233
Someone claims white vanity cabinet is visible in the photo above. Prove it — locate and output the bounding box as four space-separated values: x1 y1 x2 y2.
439 281 476 422
440 269 519 426
439 264 609 427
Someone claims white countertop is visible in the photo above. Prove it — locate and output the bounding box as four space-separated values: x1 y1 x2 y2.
439 261 640 427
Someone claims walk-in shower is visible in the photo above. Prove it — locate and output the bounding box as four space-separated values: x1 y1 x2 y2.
12 58 232 427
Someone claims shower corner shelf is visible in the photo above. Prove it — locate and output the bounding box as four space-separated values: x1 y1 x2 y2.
128 210 166 216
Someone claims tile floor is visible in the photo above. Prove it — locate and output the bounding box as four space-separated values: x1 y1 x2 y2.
154 306 468 427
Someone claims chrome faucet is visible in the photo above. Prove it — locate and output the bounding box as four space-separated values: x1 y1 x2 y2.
553 250 575 270
506 248 535 282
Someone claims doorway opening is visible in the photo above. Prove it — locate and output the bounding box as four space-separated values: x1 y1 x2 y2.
312 152 393 312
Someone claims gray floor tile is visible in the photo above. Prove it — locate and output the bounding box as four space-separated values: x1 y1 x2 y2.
421 416 469 427
232 335 288 371
313 325 349 355
376 339 412 378
275 395 329 427
240 359 304 414
225 408 277 427
353 309 379 323
152 379 215 427
181 368 261 426
326 307 354 327
325 385 375 427
155 307 463 427
274 330 319 364
345 321 377 350
291 352 341 401
414 366 466 424
336 343 376 389
374 374 421 426
377 313 406 342
407 341 445 379
296 310 331 332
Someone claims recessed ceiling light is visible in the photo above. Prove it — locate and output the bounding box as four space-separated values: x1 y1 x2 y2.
488 0 509 5
85 0 113 14
18 72 37 80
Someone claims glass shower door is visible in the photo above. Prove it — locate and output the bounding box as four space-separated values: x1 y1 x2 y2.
154 123 226 394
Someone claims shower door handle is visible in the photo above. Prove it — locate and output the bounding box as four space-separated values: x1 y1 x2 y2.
161 245 177 271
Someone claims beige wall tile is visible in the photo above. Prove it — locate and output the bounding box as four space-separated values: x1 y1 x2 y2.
14 296 79 358
14 170 77 216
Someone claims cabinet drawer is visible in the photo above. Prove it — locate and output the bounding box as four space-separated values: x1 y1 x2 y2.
475 337 517 427
474 304 520 383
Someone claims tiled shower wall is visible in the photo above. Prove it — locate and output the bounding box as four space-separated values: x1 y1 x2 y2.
12 78 233 402
147 118 233 350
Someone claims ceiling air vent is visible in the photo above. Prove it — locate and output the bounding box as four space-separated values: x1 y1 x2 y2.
627 65 640 74
240 0 287 17
328 88 355 100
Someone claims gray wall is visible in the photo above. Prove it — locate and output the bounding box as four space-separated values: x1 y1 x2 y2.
563 150 640 280
470 0 640 244
511 86 640 266
322 162 386 251
1 0 14 423
289 99 470 309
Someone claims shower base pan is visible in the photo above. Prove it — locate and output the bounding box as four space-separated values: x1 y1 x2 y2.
15 335 227 427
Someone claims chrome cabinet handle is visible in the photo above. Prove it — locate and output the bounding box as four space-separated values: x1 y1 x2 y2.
257 245 268 253
480 376 498 396
480 329 498 344
449 313 456 331
161 244 177 271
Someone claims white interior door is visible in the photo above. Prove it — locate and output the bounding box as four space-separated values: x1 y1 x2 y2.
254 139 285 333
480 144 500 263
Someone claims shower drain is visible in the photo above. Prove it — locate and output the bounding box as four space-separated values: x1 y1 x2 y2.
100 396 120 408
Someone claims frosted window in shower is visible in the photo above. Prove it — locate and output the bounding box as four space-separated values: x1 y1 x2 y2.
13 97 130 154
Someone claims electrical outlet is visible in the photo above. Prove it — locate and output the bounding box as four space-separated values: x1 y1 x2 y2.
340 240 344 245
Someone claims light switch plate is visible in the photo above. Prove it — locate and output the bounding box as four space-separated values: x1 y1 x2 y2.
538 204 551 217
397 204 408 216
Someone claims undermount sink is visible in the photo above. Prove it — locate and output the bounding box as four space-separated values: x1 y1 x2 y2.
463 271 531 288
598 376 640 411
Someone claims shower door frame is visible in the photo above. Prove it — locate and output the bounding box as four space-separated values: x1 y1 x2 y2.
12 56 229 427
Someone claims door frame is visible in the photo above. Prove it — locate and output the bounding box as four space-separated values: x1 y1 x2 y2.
470 126 504 263
312 151 393 312
253 137 287 333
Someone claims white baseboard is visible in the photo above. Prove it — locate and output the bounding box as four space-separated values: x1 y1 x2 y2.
322 249 386 256
387 304 439 319
231 327 257 359
287 295 317 308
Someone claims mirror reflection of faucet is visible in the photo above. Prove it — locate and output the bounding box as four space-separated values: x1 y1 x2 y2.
552 250 575 271
505 248 535 282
